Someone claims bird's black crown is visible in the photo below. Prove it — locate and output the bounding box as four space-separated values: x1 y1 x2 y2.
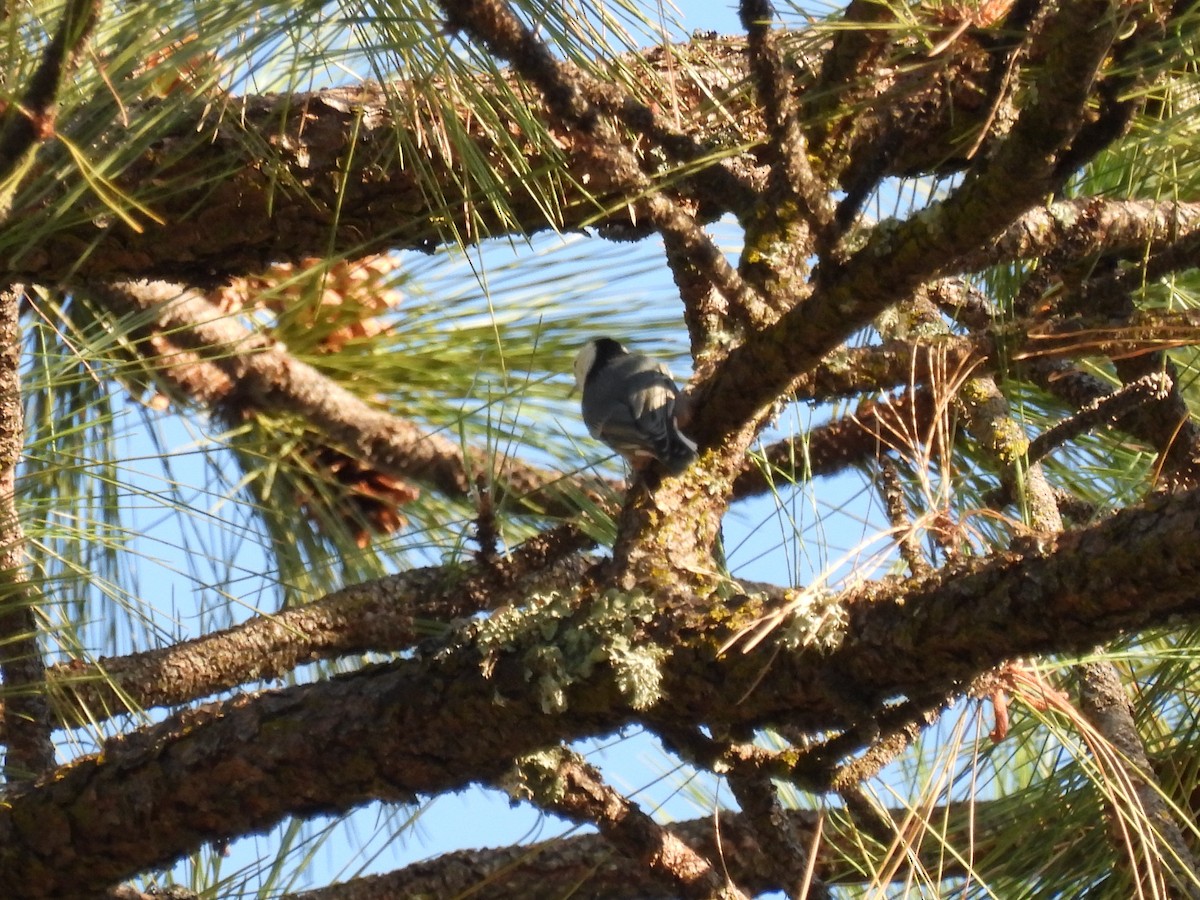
589 337 628 374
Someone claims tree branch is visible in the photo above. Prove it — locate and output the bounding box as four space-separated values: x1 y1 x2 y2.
1027 372 1173 465
502 747 746 899
1 524 591 736
739 0 836 241
730 389 937 500
0 0 99 184
8 483 1200 893
960 198 1200 274
276 768 1199 899
725 762 830 899
698 0 1141 442
0 0 102 782
439 0 762 323
85 279 606 517
1077 660 1200 897
5 26 1124 284
282 809 821 899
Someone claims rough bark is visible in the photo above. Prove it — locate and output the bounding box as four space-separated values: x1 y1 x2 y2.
5 482 1200 895
0 289 55 779
22 530 591 733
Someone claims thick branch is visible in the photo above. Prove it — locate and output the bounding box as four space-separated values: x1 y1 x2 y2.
280 806 900 899
6 525 591 733
8 485 1200 893
283 811 819 899
962 198 1200 274
3 26 1104 283
9 35 761 282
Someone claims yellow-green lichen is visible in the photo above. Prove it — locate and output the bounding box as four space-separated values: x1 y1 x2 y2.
499 747 576 805
991 417 1030 462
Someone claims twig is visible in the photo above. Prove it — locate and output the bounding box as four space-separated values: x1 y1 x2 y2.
472 474 500 566
731 389 939 500
931 278 1200 494
877 458 932 577
1070 252 1200 489
437 0 753 207
644 193 767 330
659 211 776 349
803 0 895 150
1027 371 1173 464
656 724 834 898
658 719 921 897
107 888 200 900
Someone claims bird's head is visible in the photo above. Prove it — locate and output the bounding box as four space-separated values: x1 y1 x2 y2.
571 337 627 391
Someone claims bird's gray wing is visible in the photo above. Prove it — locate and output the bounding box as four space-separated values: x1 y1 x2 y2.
622 371 681 457
581 372 673 454
582 353 688 461
586 404 656 456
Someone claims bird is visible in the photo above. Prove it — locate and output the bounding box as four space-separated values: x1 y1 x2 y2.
572 337 698 476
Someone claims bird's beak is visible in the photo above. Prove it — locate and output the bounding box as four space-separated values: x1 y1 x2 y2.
568 384 578 398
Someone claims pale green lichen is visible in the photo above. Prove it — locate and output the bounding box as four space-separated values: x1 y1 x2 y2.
776 587 848 652
476 589 577 677
606 633 667 711
476 588 668 714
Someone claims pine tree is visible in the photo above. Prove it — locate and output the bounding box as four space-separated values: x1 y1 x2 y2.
2 0 1200 896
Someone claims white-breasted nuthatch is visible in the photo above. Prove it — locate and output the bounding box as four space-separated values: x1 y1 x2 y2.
572 337 698 475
